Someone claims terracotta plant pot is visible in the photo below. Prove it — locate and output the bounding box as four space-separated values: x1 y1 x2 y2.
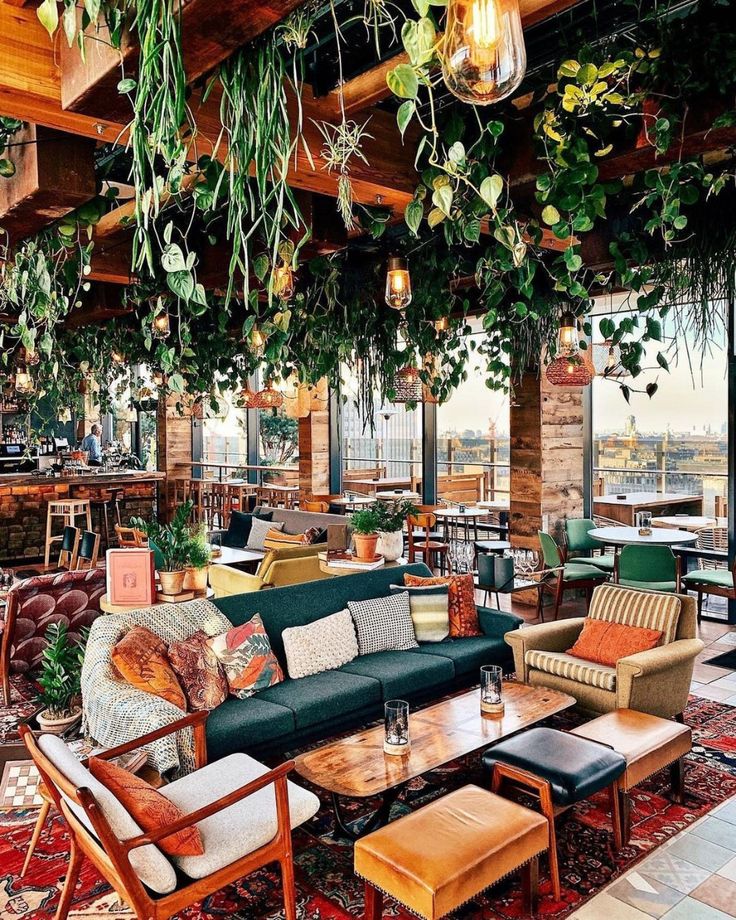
353 532 379 561
158 569 186 595
376 530 404 562
37 706 81 735
183 565 209 593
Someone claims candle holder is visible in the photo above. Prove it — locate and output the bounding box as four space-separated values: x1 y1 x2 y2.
636 511 652 536
480 665 504 716
384 700 411 756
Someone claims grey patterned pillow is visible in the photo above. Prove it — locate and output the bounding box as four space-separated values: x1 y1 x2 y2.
247 516 283 550
348 592 418 656
282 609 359 679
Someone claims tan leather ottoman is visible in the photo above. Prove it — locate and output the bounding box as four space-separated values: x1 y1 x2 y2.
354 785 548 919
571 708 692 843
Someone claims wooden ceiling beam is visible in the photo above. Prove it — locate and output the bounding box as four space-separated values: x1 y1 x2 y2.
0 124 97 245
327 0 584 116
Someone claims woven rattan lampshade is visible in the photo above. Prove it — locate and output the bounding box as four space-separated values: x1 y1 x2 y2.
254 383 284 409
545 354 593 387
392 365 422 402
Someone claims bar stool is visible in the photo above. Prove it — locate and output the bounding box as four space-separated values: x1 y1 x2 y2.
114 525 145 547
74 531 101 570
44 499 92 566
87 488 124 550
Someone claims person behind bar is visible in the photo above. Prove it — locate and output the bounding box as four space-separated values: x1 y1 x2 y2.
81 424 102 466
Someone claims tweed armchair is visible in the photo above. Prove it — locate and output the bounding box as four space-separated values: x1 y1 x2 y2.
505 583 703 720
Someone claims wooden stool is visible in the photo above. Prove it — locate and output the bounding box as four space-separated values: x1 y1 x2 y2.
355 785 548 919
44 500 91 566
22 782 52 876
483 727 627 901
571 708 692 844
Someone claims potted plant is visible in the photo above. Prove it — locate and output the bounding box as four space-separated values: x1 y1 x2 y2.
183 523 212 594
131 501 192 596
36 623 86 734
374 498 418 561
350 506 382 561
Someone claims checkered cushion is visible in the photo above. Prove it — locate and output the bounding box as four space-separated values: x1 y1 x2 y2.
525 650 617 692
348 592 419 656
588 583 681 645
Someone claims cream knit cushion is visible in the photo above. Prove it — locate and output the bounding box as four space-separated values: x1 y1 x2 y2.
588 583 681 645
282 609 359 679
163 753 320 878
38 735 177 894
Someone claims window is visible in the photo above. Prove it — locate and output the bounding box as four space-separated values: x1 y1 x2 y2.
436 332 510 502
201 389 248 472
591 298 727 517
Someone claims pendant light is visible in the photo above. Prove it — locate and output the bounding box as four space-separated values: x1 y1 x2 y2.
14 366 34 395
111 348 125 366
545 354 593 387
392 365 422 403
441 0 527 105
152 311 171 339
385 256 412 310
254 381 284 410
557 308 579 357
434 316 450 333
238 385 259 409
249 326 266 357
272 262 295 301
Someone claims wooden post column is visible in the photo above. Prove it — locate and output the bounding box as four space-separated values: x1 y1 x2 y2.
157 394 194 521
509 369 585 551
298 408 330 500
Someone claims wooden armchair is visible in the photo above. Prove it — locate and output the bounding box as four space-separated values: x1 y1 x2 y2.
21 711 319 920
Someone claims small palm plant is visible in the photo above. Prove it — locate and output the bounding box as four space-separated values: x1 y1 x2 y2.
36 623 87 731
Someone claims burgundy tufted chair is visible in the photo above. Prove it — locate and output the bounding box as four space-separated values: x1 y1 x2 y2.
0 569 105 703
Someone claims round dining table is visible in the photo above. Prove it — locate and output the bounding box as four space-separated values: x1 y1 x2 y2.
433 506 489 542
589 526 698 547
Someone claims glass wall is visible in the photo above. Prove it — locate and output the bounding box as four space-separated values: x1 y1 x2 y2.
201 389 249 472
341 367 423 488
258 404 299 484
591 297 728 517
436 332 510 502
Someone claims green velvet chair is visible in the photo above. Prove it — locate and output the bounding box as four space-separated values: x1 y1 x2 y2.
616 544 680 593
537 531 609 621
682 560 736 619
564 518 616 573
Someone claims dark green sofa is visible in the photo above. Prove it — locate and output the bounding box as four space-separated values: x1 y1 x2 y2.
208 563 522 760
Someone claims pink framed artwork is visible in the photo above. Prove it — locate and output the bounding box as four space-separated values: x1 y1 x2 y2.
106 549 156 607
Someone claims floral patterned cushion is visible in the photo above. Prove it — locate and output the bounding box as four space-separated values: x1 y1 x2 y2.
167 630 228 711
403 573 482 637
207 614 284 699
111 626 187 710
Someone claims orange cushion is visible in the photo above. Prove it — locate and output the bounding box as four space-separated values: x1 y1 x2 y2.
404 573 482 637
89 757 203 857
111 626 187 710
567 618 663 667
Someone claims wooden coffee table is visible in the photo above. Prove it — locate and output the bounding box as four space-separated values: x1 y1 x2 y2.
294 682 575 839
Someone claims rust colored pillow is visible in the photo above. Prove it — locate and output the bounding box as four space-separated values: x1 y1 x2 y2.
567 618 663 667
167 631 228 712
89 757 203 857
111 626 187 710
403 573 481 637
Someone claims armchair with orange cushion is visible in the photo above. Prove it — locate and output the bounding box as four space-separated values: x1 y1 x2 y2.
21 711 319 920
505 583 703 720
1 568 106 704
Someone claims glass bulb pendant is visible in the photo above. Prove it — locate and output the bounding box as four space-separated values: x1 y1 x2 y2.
385 256 412 310
152 312 171 339
442 0 526 105
14 367 34 395
557 308 579 357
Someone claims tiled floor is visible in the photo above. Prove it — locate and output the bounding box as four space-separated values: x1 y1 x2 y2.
498 590 736 919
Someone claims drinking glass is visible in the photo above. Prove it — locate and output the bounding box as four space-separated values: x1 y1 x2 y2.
480 665 504 715
384 700 411 755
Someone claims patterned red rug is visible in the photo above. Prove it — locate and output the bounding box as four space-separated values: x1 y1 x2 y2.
0 675 37 746
1 696 735 920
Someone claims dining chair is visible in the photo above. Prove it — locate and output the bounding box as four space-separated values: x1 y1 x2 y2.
615 544 681 593
407 512 448 574
74 531 101 570
115 525 146 548
537 531 609 621
20 711 319 920
695 526 728 570
682 555 735 619
301 499 330 513
57 525 81 571
563 518 616 573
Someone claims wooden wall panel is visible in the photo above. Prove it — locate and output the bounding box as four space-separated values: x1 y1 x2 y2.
157 394 193 521
298 409 330 498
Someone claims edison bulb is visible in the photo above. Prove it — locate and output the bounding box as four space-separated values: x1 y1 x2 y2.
442 0 526 105
557 309 579 357
385 256 412 310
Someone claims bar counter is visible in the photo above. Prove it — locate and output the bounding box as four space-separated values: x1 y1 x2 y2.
0 471 165 564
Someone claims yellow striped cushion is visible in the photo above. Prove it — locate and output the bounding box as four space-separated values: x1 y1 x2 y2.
588 583 681 645
263 528 306 550
525 650 617 692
